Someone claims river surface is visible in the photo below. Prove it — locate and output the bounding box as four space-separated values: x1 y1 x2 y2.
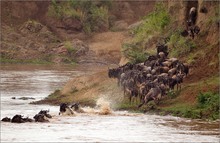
1 64 219 142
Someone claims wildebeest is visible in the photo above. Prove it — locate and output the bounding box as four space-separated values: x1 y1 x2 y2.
138 86 162 108
189 7 197 25
71 103 85 113
1 117 11 122
38 110 52 118
33 114 49 122
59 103 75 115
107 40 189 108
11 115 25 123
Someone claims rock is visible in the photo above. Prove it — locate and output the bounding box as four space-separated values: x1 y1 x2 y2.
11 97 16 99
71 39 89 57
62 17 82 31
112 20 128 31
20 20 43 34
128 20 143 30
17 97 35 100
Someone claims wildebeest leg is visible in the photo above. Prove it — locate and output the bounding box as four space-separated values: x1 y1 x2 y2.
154 99 159 105
138 101 145 108
129 96 132 105
138 95 149 108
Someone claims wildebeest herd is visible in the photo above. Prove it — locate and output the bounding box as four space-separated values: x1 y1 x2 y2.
1 103 84 123
1 110 52 123
108 42 189 108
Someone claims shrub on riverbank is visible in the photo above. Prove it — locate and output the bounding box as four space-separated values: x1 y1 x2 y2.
47 0 111 34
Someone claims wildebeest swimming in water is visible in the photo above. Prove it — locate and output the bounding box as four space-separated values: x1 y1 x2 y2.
38 110 52 118
33 110 52 122
33 114 49 122
71 103 85 113
1 109 53 123
1 117 11 122
11 115 33 123
59 103 75 116
59 103 85 115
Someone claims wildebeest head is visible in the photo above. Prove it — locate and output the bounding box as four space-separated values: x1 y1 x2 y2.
60 103 68 113
38 109 52 118
71 103 80 111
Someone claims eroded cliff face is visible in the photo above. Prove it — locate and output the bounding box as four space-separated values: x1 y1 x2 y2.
1 0 218 65
0 1 156 64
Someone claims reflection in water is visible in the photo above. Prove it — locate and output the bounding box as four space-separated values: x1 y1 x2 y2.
1 64 219 142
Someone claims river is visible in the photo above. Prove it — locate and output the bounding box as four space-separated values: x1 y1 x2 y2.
1 64 219 142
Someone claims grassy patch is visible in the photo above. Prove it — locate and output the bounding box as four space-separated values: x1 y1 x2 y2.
122 2 170 63
121 42 150 63
167 29 196 57
159 75 219 120
132 3 170 43
64 41 77 56
0 57 53 64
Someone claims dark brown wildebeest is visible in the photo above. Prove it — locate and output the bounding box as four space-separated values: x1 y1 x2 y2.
1 117 11 122
33 114 49 122
11 115 25 123
38 110 52 118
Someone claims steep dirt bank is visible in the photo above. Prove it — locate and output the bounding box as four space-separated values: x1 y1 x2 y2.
1 1 155 64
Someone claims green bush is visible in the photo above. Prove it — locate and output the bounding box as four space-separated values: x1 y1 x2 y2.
64 41 76 56
47 0 111 34
168 29 196 57
132 2 170 43
197 92 219 109
197 92 219 120
122 43 149 63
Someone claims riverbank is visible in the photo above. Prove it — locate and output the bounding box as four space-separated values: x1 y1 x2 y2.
32 68 219 120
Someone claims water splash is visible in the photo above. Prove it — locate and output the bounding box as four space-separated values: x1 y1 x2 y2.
96 97 112 115
82 97 112 115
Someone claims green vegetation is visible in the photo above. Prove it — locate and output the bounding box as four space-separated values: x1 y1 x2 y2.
47 0 112 34
0 57 52 64
167 29 196 57
132 3 170 43
122 43 150 63
197 92 219 120
122 2 170 63
161 91 219 120
64 41 76 56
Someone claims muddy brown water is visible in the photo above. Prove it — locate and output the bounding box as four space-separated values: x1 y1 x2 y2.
1 64 219 142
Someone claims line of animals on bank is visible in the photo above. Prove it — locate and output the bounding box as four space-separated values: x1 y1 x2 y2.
182 7 201 39
108 42 189 108
1 103 85 123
